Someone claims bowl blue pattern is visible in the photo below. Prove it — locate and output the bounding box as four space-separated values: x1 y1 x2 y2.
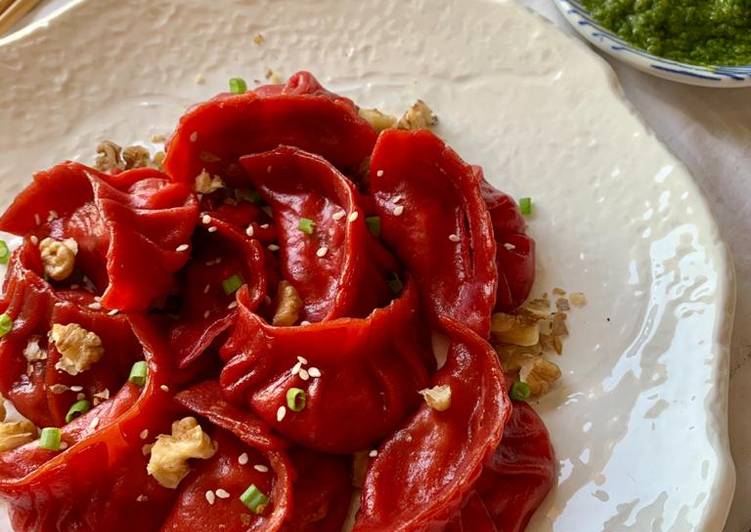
553 0 751 87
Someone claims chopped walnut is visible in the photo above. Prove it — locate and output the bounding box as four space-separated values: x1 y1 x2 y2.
50 323 104 376
519 357 561 396
0 420 37 451
570 292 587 307
490 313 539 347
122 145 152 169
194 169 224 194
272 281 303 326
253 33 265 45
152 151 166 170
147 417 216 489
265 68 283 84
39 237 78 281
418 384 451 411
555 297 570 311
397 100 438 130
95 140 124 172
23 336 46 362
358 108 397 132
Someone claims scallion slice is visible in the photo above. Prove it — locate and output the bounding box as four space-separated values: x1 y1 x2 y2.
240 484 269 514
298 218 315 235
0 313 13 338
365 216 381 237
229 77 247 94
286 387 306 412
128 361 148 387
65 399 91 423
519 197 532 216
510 381 531 402
39 427 61 450
0 240 9 264
222 274 244 295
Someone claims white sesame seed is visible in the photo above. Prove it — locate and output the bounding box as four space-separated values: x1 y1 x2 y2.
208 226 218 233
393 205 404 216
348 211 359 222
332 210 346 221
503 242 516 251
107 309 119 316
205 490 216 505
160 384 170 392
203 309 210 319
88 302 102 310
297 355 308 364
60 441 69 450
316 246 328 258
201 214 211 224
369 449 378 457
215 488 230 499
70 385 83 392
227 301 238 310
238 452 249 465
376 170 384 177
260 223 270 229
267 244 280 251
190 132 198 142
136 494 148 503
34 214 41 226
139 429 149 440
203 284 211 294
30 235 39 245
276 406 287 422
308 367 321 378
393 194 403 203
254 464 269 473
291 361 302 376
448 234 460 242
176 244 189 252
299 368 310 381
245 225 255 237
88 417 100 430
300 320 311 326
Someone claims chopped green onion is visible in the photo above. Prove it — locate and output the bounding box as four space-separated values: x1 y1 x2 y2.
510 381 531 402
229 77 247 94
222 274 244 295
0 240 9 264
236 189 261 204
128 361 148 387
286 387 306 412
39 427 61 450
519 197 532 216
386 273 403 295
65 399 91 423
298 218 315 235
0 313 13 338
365 216 381 237
240 483 269 514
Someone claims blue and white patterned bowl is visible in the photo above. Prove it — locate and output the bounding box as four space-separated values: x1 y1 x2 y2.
553 0 751 87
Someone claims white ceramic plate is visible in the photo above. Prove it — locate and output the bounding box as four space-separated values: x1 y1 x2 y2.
0 0 736 530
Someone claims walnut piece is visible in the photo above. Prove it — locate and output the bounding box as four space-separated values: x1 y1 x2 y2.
520 357 561 396
0 420 37 452
272 281 303 326
39 237 78 281
95 140 124 172
122 145 152 169
490 313 539 347
50 323 104 376
418 384 452 411
147 417 216 489
397 100 438 130
358 108 397 132
194 169 225 194
569 292 587 307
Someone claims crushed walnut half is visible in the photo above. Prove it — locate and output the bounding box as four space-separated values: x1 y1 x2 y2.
95 140 165 172
50 323 105 376
358 108 397 132
419 384 452 411
272 281 303 326
39 237 78 281
0 420 37 452
147 417 216 489
397 100 438 130
194 169 225 194
492 289 585 398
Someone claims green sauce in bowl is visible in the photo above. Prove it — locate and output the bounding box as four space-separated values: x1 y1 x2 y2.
581 0 751 66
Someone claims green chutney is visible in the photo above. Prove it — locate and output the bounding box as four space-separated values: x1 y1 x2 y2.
581 0 751 66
